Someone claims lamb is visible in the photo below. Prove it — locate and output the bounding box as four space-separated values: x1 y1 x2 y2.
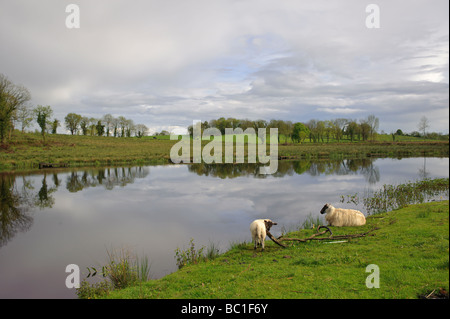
320 203 366 227
249 219 277 251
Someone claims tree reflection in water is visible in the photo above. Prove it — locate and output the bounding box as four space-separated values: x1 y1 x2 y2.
0 166 150 247
1 160 380 248
187 158 380 184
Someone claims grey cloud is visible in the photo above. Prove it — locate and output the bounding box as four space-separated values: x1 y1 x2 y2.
0 0 448 134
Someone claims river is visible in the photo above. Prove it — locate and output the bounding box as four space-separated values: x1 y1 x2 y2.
0 157 448 298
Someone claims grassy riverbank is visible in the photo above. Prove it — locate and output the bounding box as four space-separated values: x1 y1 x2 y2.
96 200 448 299
0 131 448 171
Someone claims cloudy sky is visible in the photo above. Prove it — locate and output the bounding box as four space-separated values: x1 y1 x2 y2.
1 0 448 134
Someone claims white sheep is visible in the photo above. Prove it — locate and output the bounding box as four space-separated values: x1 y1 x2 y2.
320 203 366 227
249 219 277 251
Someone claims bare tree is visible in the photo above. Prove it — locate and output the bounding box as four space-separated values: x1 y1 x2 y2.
125 119 134 137
15 103 34 133
135 124 148 137
112 117 119 137
102 114 114 137
117 116 127 137
418 116 430 137
366 114 379 141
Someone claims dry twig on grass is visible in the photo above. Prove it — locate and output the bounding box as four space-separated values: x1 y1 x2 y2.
266 226 379 248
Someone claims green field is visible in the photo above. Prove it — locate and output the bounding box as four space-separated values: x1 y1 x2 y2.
0 131 448 171
0 131 173 171
97 200 449 299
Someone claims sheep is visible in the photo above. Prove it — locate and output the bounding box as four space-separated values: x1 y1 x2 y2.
250 219 277 251
320 203 366 227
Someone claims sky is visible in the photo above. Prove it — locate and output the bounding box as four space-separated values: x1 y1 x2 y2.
1 0 448 135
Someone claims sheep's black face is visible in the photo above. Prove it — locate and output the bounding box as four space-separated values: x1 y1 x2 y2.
320 204 329 214
264 220 277 231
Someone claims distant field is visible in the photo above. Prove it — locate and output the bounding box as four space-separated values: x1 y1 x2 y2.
0 131 448 171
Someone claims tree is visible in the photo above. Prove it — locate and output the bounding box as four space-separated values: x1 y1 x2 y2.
34 105 53 143
189 120 210 137
15 103 34 133
418 116 429 137
332 118 347 142
268 119 290 143
359 122 371 141
346 121 359 142
125 119 134 137
95 120 105 136
316 121 326 143
135 124 148 137
253 119 268 130
88 117 97 136
51 119 60 134
284 121 293 143
102 114 114 137
292 122 310 144
160 130 170 136
366 114 379 141
0 73 31 143
323 120 333 142
118 116 127 137
80 117 89 135
112 117 119 137
64 113 82 135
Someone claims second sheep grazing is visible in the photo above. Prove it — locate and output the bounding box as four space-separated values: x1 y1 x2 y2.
249 219 277 251
320 203 366 227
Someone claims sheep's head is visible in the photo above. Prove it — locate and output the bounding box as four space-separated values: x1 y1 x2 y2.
264 219 277 231
320 203 331 214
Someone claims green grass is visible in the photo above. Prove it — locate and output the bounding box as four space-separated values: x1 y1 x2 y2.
102 200 449 299
278 141 449 160
0 131 448 171
0 131 173 171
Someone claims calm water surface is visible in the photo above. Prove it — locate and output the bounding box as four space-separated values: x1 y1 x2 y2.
0 157 448 298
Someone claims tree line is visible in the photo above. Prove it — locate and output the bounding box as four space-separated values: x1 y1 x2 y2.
64 113 148 138
1 73 150 142
2 73 447 145
188 115 381 143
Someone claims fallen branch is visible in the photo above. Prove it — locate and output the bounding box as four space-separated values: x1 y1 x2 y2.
266 230 287 248
268 227 379 246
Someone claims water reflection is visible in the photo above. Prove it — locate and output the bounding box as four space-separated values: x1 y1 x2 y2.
0 166 150 248
0 174 33 248
65 166 150 192
0 158 438 249
188 158 380 184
